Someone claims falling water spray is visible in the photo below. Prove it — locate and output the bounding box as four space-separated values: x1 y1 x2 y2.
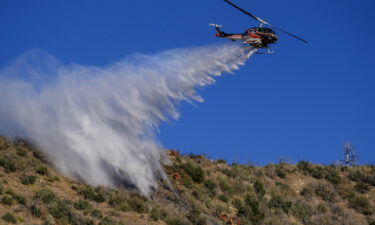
0 44 256 195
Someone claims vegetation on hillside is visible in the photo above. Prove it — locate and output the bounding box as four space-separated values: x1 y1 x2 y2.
0 136 374 225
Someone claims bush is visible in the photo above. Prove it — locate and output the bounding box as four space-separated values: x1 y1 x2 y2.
30 204 42 217
16 147 27 157
203 179 216 190
216 159 226 164
78 185 107 203
348 170 375 186
269 195 292 214
0 156 17 173
204 179 216 196
218 194 229 202
325 168 341 185
20 174 37 185
166 215 189 225
108 191 126 207
314 183 338 202
348 195 372 215
243 194 265 224
35 165 49 175
2 212 17 223
99 217 121 225
127 195 148 213
218 178 234 194
34 188 57 204
291 201 311 223
1 196 14 206
14 194 26 205
254 180 266 197
354 182 370 193
183 163 204 183
275 168 287 179
90 209 103 219
310 167 325 179
5 189 26 205
297 161 311 173
74 200 91 210
187 206 207 225
234 195 265 224
49 200 72 220
150 207 168 221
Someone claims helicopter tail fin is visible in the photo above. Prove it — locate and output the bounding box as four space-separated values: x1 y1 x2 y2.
209 23 227 37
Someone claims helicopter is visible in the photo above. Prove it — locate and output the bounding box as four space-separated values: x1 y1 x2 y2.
210 0 307 54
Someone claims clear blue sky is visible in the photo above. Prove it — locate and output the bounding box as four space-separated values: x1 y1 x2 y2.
1 0 374 165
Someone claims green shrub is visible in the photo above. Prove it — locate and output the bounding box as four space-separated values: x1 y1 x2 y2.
297 161 311 173
90 209 103 219
166 215 189 225
1 195 13 206
34 188 57 204
348 195 372 215
317 203 327 213
74 200 91 210
16 147 27 157
70 215 95 225
291 201 311 223
275 168 287 179
300 186 313 198
150 207 168 221
348 170 375 186
183 163 204 183
0 156 17 173
253 180 265 197
180 174 193 188
108 191 126 207
310 167 325 179
2 212 17 223
222 168 237 178
5 189 26 205
127 195 148 213
325 168 341 185
234 196 265 224
49 200 72 220
203 179 216 190
35 165 49 175
216 159 226 164
218 194 229 202
314 183 338 202
269 195 292 214
204 179 216 196
14 194 26 205
218 178 233 194
78 185 106 202
30 204 42 217
99 217 121 225
20 174 37 185
354 182 370 193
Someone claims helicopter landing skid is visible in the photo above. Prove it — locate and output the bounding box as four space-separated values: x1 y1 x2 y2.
256 48 274 54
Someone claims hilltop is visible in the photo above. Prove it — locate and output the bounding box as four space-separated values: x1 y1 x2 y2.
0 136 374 225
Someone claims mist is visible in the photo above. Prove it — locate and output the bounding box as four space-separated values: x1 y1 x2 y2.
0 44 256 195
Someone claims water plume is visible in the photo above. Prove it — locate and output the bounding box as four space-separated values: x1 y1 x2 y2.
0 44 256 195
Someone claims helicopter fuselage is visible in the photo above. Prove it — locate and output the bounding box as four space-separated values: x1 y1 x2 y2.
215 27 279 48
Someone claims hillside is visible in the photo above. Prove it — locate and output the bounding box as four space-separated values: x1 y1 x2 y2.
0 136 374 225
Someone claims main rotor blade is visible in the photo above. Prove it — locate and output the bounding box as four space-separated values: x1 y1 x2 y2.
223 0 269 25
223 0 308 43
273 26 308 43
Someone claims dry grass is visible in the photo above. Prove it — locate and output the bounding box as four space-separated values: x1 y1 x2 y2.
0 137 374 225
